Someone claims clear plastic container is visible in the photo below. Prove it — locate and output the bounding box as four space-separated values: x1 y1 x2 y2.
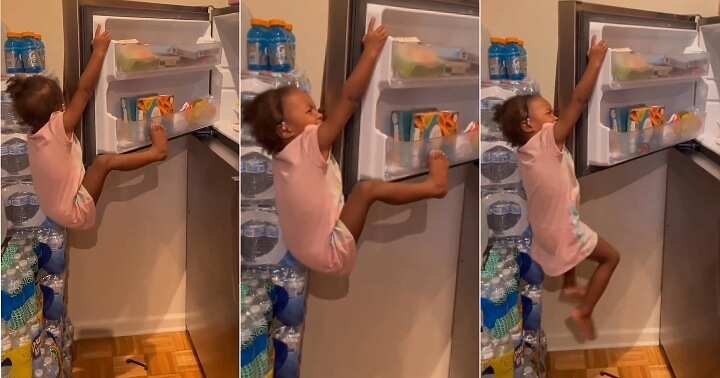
610 51 708 87
115 96 218 152
608 110 704 163
114 42 222 77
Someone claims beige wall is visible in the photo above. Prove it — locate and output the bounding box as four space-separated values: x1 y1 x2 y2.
482 0 716 350
2 0 227 337
242 0 329 103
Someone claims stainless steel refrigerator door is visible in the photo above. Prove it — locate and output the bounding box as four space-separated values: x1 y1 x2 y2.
556 1 697 177
323 0 478 192
63 0 210 165
187 135 239 378
661 148 720 378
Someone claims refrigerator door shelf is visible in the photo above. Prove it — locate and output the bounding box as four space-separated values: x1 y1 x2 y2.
605 50 708 90
385 40 479 89
114 96 220 153
357 3 478 182
111 41 222 81
593 111 705 166
385 131 478 180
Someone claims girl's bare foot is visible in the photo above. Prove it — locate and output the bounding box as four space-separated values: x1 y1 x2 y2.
149 124 168 161
567 308 596 341
560 286 587 302
426 149 448 198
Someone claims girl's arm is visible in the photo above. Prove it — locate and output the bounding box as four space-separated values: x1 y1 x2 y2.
554 36 608 146
63 25 111 137
317 18 388 154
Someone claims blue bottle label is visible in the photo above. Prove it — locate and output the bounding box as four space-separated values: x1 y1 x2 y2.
4 50 21 70
488 56 502 76
270 43 289 68
508 56 521 76
247 42 261 67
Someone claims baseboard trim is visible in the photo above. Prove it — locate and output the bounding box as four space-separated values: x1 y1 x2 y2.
72 313 186 340
547 327 660 351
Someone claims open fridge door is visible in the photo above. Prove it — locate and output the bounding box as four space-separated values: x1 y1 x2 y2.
74 1 224 162
557 1 709 176
211 7 241 142
338 1 478 185
698 17 720 157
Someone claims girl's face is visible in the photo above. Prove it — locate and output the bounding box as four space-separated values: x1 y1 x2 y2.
277 89 323 140
522 96 558 136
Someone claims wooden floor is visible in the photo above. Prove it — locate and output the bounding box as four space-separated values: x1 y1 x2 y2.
548 346 674 378
72 331 203 378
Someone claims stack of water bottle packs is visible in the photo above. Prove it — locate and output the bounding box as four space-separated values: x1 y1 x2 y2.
241 263 307 378
480 79 548 377
1 76 72 378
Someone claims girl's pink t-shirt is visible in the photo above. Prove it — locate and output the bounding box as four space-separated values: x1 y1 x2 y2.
27 112 96 230
272 125 352 273
517 123 598 276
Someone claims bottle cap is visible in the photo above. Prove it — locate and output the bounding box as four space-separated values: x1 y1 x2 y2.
20 32 33 38
269 19 284 27
33 33 42 41
490 37 505 44
250 18 268 27
284 23 293 32
7 32 22 38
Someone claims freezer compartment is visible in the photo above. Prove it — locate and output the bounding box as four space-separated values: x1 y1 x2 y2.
607 111 704 164
115 96 219 153
372 85 478 181
389 40 478 85
608 50 708 89
113 41 221 80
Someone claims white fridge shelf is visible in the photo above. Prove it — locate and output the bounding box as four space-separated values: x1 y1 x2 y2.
112 41 221 81
114 96 219 153
382 75 478 90
385 131 479 180
605 112 705 165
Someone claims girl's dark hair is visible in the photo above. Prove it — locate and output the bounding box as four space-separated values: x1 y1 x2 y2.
493 94 538 147
242 86 297 155
6 75 64 133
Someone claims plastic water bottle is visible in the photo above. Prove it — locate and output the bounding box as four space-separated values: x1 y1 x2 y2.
268 19 291 73
272 269 306 326
516 38 528 79
36 229 65 275
1 137 30 175
283 22 296 72
505 37 526 80
40 275 65 321
20 32 43 74
241 152 273 197
4 191 40 226
273 326 301 378
247 18 269 72
481 145 517 183
488 37 506 80
30 33 45 73
4 32 23 74
487 200 522 234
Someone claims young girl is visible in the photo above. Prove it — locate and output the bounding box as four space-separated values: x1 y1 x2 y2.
243 18 450 276
493 37 618 340
7 26 168 230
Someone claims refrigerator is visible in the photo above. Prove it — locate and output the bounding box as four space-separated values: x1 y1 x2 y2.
556 1 720 177
63 0 238 164
557 2 720 376
62 1 239 376
302 1 478 377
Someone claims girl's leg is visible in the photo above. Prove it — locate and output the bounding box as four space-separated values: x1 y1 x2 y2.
340 150 448 240
560 268 586 300
82 125 168 203
569 237 620 339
